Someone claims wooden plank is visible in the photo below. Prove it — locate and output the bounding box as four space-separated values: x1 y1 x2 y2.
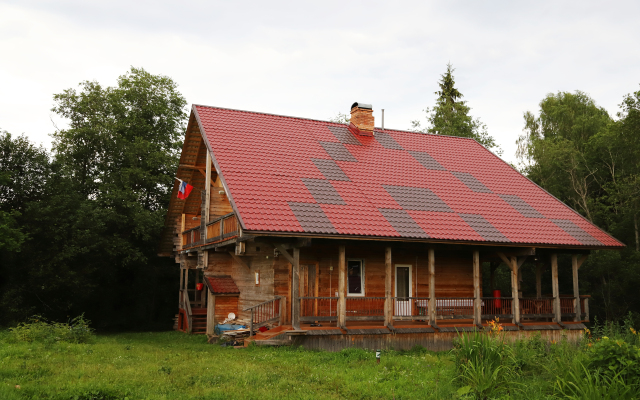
562 323 587 330
206 290 216 335
305 329 343 336
392 327 435 334
536 264 543 299
572 255 582 322
345 328 390 335
428 248 435 326
437 326 479 332
551 253 561 323
510 256 520 324
473 250 480 325
338 245 346 329
522 324 561 331
384 246 392 327
292 247 300 330
229 252 250 270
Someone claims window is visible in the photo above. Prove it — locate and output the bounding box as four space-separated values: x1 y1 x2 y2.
347 259 364 296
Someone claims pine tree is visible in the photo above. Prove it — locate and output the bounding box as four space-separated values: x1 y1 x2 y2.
412 64 501 154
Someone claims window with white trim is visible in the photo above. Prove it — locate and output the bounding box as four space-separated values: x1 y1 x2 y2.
347 259 365 296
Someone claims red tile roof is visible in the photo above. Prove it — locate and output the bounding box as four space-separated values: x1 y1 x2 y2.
193 105 624 249
205 275 240 295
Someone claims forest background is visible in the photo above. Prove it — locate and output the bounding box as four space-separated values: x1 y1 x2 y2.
1 66 639 330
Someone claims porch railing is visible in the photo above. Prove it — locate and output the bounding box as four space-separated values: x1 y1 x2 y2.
392 297 430 320
520 297 554 318
206 213 239 243
179 289 193 333
481 297 513 319
560 296 590 321
435 297 474 319
243 296 285 336
300 297 338 321
346 297 385 321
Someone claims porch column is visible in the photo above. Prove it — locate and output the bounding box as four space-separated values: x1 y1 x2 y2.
428 248 436 326
338 245 346 329
384 246 392 327
551 253 561 323
292 247 300 330
572 254 582 322
206 288 216 336
473 250 481 326
510 257 520 324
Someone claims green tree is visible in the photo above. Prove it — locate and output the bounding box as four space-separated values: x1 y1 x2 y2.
516 88 640 321
412 64 501 154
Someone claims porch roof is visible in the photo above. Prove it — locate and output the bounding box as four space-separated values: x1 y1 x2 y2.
191 104 624 249
205 275 240 295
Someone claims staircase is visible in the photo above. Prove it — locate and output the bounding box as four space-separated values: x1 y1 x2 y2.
191 308 207 334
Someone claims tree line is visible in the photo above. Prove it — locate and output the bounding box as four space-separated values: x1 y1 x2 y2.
1 66 638 329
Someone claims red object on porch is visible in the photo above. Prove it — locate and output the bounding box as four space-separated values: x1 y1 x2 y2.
493 290 502 308
196 283 204 291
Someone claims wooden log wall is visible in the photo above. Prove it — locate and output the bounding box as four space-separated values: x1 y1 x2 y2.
214 296 239 323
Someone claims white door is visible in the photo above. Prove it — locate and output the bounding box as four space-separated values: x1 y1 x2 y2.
395 264 412 316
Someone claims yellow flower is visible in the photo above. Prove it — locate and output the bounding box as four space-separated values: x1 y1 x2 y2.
603 336 609 340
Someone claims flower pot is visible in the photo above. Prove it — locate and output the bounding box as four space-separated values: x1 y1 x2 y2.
196 283 204 291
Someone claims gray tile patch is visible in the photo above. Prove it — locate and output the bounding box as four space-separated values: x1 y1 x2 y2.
383 185 453 213
288 202 338 234
379 208 430 238
327 125 362 145
459 213 510 242
551 219 603 246
311 158 350 181
375 131 404 150
319 141 358 162
408 150 447 171
451 171 493 193
301 178 346 205
498 194 545 218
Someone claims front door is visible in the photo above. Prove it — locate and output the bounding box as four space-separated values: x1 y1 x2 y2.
300 263 318 317
395 264 412 316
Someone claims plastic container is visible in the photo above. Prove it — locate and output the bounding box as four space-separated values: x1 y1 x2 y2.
493 289 502 308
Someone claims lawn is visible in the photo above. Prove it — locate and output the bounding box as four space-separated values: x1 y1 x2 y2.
0 331 458 400
1 323 638 400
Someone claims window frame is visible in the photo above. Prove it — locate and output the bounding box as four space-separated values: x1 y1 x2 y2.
346 258 365 297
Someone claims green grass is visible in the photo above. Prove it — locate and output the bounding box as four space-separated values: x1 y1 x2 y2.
0 331 457 400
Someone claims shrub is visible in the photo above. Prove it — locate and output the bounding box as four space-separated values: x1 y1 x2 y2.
585 336 640 383
452 329 518 398
9 314 94 344
556 362 639 399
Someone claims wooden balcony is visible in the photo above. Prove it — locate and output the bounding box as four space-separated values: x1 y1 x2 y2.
181 212 239 250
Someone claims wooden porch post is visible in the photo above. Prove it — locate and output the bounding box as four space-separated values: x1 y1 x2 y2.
206 288 216 336
510 257 520 324
572 255 582 322
292 247 301 330
551 253 561 323
428 248 436 326
338 245 346 329
473 250 481 326
384 247 392 327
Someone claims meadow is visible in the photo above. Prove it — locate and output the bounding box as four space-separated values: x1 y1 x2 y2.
1 317 639 400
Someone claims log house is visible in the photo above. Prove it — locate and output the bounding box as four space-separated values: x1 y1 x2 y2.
160 102 624 350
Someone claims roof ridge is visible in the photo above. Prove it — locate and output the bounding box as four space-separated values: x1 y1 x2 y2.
192 104 477 141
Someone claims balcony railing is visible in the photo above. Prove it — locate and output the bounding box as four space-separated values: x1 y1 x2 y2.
345 297 385 320
481 297 513 319
435 297 474 319
520 297 554 318
300 297 338 322
206 213 239 243
181 213 239 250
392 297 430 320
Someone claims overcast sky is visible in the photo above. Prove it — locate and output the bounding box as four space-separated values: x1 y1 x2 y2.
1 0 639 163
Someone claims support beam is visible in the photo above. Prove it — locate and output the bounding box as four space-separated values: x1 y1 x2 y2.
428 248 436 326
576 254 588 270
292 247 300 330
473 250 481 326
572 254 582 322
384 247 392 327
551 253 561 323
509 256 520 324
338 245 346 329
206 289 216 336
205 152 211 225
275 244 295 265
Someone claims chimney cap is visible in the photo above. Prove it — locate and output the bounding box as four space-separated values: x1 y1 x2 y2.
351 102 372 110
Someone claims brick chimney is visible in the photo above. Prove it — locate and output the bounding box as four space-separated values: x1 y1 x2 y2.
349 102 374 137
